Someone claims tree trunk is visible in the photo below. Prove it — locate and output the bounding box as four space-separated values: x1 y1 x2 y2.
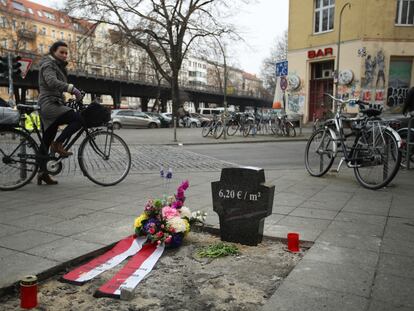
171 72 181 142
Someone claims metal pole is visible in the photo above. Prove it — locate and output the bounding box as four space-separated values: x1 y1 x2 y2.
7 53 15 108
214 37 227 139
335 2 351 99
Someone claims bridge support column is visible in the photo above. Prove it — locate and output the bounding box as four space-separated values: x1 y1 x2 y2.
141 97 149 112
112 89 122 109
193 100 200 113
160 98 168 112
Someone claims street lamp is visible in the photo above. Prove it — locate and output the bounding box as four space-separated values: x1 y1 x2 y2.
213 37 228 139
334 2 351 99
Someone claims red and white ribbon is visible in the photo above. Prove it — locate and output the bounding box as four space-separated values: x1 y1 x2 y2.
62 235 146 285
95 243 165 298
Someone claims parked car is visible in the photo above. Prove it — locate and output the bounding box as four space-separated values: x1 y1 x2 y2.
190 112 211 126
145 112 172 128
111 109 161 129
162 113 201 128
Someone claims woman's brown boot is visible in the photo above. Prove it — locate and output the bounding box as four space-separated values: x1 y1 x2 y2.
37 173 58 185
51 142 73 157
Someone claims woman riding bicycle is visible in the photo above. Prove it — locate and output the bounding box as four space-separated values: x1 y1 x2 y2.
37 40 83 185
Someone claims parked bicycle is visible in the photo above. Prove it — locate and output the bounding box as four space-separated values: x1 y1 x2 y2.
272 112 296 137
305 93 402 190
201 114 224 139
226 112 253 137
0 96 131 191
397 113 414 168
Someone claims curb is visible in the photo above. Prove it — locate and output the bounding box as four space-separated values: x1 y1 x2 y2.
164 137 310 146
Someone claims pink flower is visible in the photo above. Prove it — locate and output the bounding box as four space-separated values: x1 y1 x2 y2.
156 231 164 238
157 240 161 245
161 224 165 229
162 206 180 219
169 227 176 233
149 228 156 234
165 235 172 244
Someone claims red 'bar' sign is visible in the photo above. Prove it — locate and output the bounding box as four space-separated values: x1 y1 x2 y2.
308 48 333 59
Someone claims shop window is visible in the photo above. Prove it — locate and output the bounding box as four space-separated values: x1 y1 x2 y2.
314 0 335 33
396 0 414 25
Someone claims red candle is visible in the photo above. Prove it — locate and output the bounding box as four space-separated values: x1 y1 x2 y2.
20 275 38 309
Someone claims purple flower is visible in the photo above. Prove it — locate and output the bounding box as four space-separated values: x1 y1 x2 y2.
167 233 184 248
144 218 160 233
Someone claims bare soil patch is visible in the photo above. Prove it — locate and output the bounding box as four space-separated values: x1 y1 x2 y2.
0 231 308 311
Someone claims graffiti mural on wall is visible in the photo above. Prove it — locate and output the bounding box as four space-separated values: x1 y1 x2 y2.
287 72 305 114
387 59 412 109
288 95 305 113
360 49 388 105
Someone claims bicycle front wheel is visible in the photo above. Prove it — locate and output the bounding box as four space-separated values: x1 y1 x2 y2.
0 128 38 190
78 131 131 186
227 122 238 136
286 122 296 137
214 121 224 139
354 129 401 189
201 122 211 137
305 128 335 177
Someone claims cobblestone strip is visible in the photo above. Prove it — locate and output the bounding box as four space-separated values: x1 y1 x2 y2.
56 145 236 177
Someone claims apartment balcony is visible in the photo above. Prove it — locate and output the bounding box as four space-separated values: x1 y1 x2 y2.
17 29 37 41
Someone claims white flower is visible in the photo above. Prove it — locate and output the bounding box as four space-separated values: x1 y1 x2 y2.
191 210 207 222
167 217 187 233
180 206 192 219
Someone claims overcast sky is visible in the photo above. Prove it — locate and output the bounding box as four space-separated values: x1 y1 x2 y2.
29 0 288 76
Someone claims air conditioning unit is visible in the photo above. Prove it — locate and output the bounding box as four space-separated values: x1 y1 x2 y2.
322 69 333 78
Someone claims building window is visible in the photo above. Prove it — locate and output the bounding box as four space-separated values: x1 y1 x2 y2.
41 27 46 35
60 17 65 23
39 43 44 54
0 16 6 28
52 29 55 38
22 41 27 50
12 1 26 12
37 10 43 17
68 33 72 42
11 19 16 30
314 0 335 33
60 31 64 39
396 0 414 25
1 39 7 49
0 0 6 6
28 7 33 14
33 25 37 32
21 21 25 29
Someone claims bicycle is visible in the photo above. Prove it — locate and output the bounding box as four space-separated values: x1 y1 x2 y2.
397 113 414 168
226 112 253 137
0 97 131 191
305 93 402 190
272 112 296 137
201 114 224 139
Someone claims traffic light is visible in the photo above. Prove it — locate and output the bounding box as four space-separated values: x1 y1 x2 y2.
12 55 22 77
0 55 8 78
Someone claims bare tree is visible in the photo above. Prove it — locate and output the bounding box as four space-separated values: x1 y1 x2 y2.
260 30 287 95
65 0 244 135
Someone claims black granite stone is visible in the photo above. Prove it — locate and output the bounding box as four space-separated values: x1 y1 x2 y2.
211 167 275 246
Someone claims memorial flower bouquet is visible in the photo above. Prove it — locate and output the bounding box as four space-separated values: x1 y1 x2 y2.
134 180 195 248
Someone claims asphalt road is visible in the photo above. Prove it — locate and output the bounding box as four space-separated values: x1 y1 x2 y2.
184 141 307 170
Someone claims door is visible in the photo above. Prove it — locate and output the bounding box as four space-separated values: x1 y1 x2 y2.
309 60 334 121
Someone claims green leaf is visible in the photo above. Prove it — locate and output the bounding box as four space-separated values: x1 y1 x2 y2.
196 242 240 258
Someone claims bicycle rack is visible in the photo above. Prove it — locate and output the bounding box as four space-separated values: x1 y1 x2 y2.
407 115 414 170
